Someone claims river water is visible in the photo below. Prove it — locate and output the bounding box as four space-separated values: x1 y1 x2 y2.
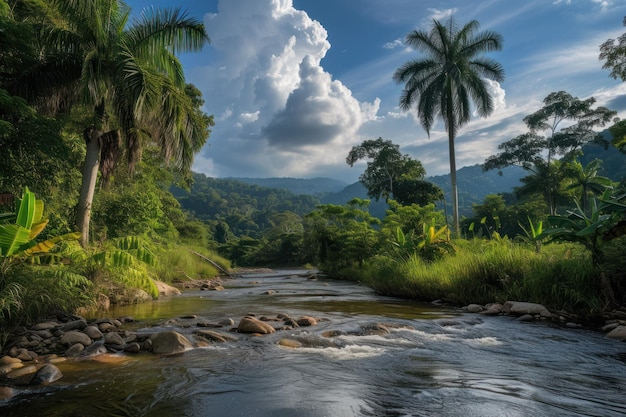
2 270 626 416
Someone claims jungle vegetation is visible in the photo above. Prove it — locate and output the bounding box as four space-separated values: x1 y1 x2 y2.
1 1 626 349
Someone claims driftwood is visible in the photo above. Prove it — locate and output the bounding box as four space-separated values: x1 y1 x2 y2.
188 249 234 278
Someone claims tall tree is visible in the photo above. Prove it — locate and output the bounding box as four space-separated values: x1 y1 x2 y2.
599 16 626 82
484 91 616 214
37 0 210 246
393 18 504 235
346 137 441 206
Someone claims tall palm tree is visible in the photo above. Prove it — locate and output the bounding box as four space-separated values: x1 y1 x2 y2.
393 18 504 235
41 0 209 246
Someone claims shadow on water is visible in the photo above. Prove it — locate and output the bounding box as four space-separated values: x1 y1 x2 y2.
2 270 626 416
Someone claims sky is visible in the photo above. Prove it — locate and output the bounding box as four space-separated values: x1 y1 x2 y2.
126 0 626 183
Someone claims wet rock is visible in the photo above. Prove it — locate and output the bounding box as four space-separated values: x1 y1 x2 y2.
155 280 181 296
124 343 141 353
0 386 15 400
361 323 390 336
219 318 235 327
0 362 24 375
278 338 302 348
237 316 276 334
0 356 21 365
81 341 108 357
6 365 37 380
84 325 104 340
296 316 317 327
60 331 92 347
193 330 237 343
64 343 85 357
98 322 115 333
60 319 87 332
30 364 62 385
606 325 626 341
481 303 504 316
465 304 484 313
516 314 535 322
321 330 344 338
503 301 552 318
151 331 193 354
104 332 125 346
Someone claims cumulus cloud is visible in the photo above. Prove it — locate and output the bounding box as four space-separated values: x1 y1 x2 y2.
189 0 378 179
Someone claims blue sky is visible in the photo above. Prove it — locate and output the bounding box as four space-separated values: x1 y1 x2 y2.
127 0 626 183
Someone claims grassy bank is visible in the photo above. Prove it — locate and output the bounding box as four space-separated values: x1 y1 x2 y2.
338 239 605 317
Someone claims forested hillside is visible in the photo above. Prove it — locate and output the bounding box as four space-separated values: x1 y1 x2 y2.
171 173 320 238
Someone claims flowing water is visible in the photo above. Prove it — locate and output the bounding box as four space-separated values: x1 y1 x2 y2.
2 270 626 416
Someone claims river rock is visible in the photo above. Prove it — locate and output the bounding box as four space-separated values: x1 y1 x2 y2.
606 325 626 341
124 343 141 353
465 304 484 313
82 341 108 356
30 364 63 385
296 316 317 326
60 318 87 332
193 330 237 343
64 343 85 357
481 303 504 316
6 365 37 379
60 331 92 347
32 322 59 331
278 338 302 348
0 386 15 400
155 280 181 296
503 301 552 318
151 331 193 354
361 323 390 336
104 332 125 346
0 362 24 375
0 355 21 365
84 325 104 340
237 316 276 334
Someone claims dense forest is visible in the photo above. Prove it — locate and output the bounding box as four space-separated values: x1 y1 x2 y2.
1 0 626 351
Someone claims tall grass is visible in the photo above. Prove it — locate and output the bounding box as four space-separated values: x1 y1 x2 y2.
155 244 231 283
354 239 603 317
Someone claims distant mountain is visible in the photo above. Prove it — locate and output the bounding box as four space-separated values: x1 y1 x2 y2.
227 177 348 196
320 164 527 218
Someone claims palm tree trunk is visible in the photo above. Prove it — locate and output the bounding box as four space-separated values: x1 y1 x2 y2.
448 129 460 236
76 128 101 247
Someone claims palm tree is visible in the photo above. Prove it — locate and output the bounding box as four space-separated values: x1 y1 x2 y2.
40 0 209 246
393 18 504 235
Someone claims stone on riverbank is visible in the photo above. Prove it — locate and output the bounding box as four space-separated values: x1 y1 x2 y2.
503 301 552 318
606 325 626 341
151 331 193 354
30 364 63 385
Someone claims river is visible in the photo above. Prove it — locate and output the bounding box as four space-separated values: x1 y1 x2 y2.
2 270 626 416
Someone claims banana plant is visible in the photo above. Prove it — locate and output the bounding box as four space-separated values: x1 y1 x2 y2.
541 189 626 266
0 187 80 261
417 219 455 261
517 217 545 253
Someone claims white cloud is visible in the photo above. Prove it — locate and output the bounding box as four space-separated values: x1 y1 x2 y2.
383 38 403 49
189 0 377 179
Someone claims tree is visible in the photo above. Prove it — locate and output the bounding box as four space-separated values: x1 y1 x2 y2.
30 1 210 246
346 137 441 206
608 119 626 153
484 91 616 214
599 16 626 82
393 18 504 236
